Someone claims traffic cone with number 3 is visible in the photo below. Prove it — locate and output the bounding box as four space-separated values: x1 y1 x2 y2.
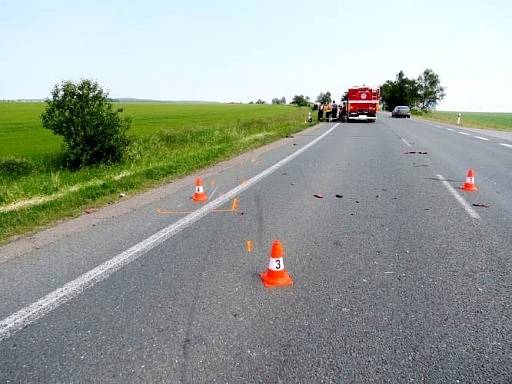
460 169 478 192
260 240 293 288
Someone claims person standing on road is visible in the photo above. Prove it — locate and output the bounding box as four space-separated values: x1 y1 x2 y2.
325 102 332 121
317 103 324 121
331 100 338 121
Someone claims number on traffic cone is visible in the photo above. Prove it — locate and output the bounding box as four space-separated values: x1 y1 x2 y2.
191 177 208 202
460 169 478 192
260 240 293 288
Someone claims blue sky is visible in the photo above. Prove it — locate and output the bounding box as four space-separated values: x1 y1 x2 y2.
1 0 511 111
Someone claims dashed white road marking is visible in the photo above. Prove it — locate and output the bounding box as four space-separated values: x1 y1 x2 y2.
400 137 412 147
474 136 490 141
436 174 480 219
446 128 454 131
499 143 512 148
0 124 339 342
458 131 470 136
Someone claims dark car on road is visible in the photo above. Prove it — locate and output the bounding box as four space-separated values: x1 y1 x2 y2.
391 106 411 118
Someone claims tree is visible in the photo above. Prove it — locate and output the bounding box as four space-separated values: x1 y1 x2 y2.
316 92 331 104
271 96 287 105
255 99 266 104
291 95 310 107
417 69 445 111
41 79 131 168
380 71 419 111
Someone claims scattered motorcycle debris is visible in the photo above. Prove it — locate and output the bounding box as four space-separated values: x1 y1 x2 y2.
472 203 490 208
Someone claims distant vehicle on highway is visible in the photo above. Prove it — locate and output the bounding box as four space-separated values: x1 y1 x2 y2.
391 106 411 118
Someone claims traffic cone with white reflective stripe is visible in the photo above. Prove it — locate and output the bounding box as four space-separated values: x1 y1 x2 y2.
260 240 293 288
460 169 478 192
191 177 208 202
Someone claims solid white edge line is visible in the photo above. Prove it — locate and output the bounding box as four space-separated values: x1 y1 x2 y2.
436 174 480 219
499 143 512 148
0 123 339 342
400 137 412 147
474 136 490 141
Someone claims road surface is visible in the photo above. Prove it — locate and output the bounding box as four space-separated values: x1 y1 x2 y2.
1 115 511 383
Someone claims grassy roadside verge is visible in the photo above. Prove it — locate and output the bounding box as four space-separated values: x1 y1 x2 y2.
0 103 315 243
413 111 512 131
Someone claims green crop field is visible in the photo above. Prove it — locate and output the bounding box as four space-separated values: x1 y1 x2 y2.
0 102 314 242
417 111 512 131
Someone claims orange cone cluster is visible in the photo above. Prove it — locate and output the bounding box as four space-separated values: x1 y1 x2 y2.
260 240 293 288
460 169 478 192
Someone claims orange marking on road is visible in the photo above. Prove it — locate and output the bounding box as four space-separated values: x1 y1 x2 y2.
245 240 254 253
156 208 193 215
157 198 239 215
212 198 239 213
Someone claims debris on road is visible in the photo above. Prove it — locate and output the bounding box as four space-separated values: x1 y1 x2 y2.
335 194 343 198
313 194 324 199
472 203 490 208
405 151 428 155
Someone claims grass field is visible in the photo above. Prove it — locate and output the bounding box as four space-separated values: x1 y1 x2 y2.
0 102 314 242
416 111 512 131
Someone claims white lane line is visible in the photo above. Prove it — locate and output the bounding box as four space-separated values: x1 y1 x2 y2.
458 131 470 136
436 174 480 219
0 123 339 342
446 128 454 131
499 143 512 148
474 136 490 141
400 137 412 147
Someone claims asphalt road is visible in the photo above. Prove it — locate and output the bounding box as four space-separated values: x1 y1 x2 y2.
1 115 511 383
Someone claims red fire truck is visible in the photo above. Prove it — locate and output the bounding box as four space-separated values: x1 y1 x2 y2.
340 86 380 122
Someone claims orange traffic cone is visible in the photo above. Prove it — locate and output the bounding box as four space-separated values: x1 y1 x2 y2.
191 177 208 202
460 169 478 192
260 240 293 288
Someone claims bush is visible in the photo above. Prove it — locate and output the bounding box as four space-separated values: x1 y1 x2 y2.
41 79 131 168
0 157 34 178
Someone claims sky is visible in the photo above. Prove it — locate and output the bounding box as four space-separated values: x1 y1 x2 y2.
1 0 511 111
